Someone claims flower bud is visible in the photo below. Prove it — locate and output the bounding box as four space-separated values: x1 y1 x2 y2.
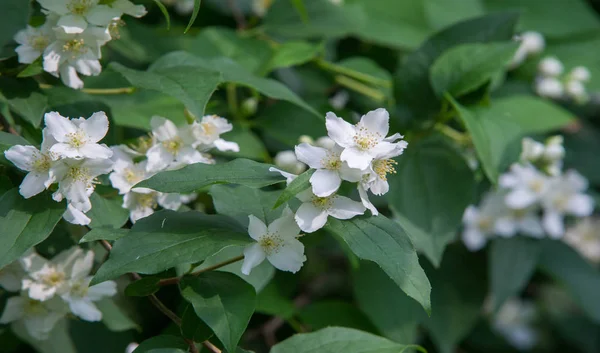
315 136 336 149
274 150 306 174
565 80 586 100
538 57 564 77
241 97 258 116
521 138 545 162
521 31 545 54
570 66 591 82
298 135 315 145
535 77 564 99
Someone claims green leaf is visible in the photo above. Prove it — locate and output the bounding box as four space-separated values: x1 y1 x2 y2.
0 0 30 50
91 211 250 284
12 319 76 353
0 189 65 269
124 277 160 297
423 245 487 353
489 237 541 311
133 335 189 353
291 0 309 23
430 42 519 97
152 0 171 30
217 124 269 161
137 158 284 194
388 136 475 266
271 326 422 353
17 59 44 78
87 193 129 229
109 62 222 121
96 298 140 332
395 12 518 117
184 0 202 33
353 261 425 343
0 131 31 165
179 272 256 353
538 239 600 324
266 41 322 71
0 77 48 127
424 0 485 30
255 281 296 319
211 184 283 226
79 227 129 243
181 305 213 342
256 101 326 147
299 300 378 332
326 216 431 314
449 95 575 182
273 169 314 209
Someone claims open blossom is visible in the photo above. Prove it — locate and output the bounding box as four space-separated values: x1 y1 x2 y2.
109 146 152 195
60 250 117 322
241 207 306 275
499 163 550 210
564 217 600 264
189 115 239 152
146 116 209 172
494 206 544 238
4 130 57 199
37 0 121 34
14 22 55 64
541 170 594 238
493 298 539 351
295 189 365 233
295 143 362 197
462 193 508 251
0 295 67 340
325 109 407 170
44 111 112 160
122 189 194 223
109 0 148 18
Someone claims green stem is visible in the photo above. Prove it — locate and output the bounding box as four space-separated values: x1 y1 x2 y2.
226 83 241 119
335 75 385 103
316 58 391 88
38 83 135 95
434 124 470 145
157 255 244 286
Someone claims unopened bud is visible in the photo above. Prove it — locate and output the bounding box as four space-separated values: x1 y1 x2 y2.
535 77 564 99
570 66 591 82
538 57 564 77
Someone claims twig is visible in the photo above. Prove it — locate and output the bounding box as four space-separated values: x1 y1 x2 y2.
316 58 391 88
0 113 19 135
227 0 247 30
158 255 244 286
334 75 385 103
38 83 135 95
202 340 222 353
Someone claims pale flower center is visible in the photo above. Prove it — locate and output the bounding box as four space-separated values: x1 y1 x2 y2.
124 168 142 185
24 299 47 315
67 0 94 15
478 217 493 231
528 178 545 193
353 125 381 150
62 39 86 55
66 130 88 148
137 193 157 209
552 194 570 210
30 152 51 173
162 138 182 154
312 196 334 210
67 166 92 186
41 269 65 287
373 159 397 181
108 19 125 39
322 151 342 171
201 121 217 137
29 35 49 51
70 280 89 297
512 208 528 219
259 233 283 255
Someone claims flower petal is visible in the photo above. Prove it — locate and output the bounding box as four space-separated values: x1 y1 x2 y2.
360 108 389 138
310 169 341 197
543 211 564 238
157 193 183 210
150 116 178 141
241 243 266 275
16 45 41 64
295 202 328 233
328 196 365 220
267 213 300 238
248 215 267 240
59 65 84 90
358 184 378 216
45 112 76 142
505 189 537 209
79 143 113 159
339 162 363 182
4 145 40 172
20 173 50 199
462 228 487 251
85 5 121 26
566 194 594 217
213 138 240 152
295 143 327 169
325 112 355 148
87 281 117 301
69 299 102 322
267 238 306 273
80 111 109 142
0 297 24 323
146 145 173 172
57 14 87 34
340 147 372 170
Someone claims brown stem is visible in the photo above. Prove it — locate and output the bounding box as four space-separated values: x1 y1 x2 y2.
0 113 19 135
157 255 244 286
202 340 222 353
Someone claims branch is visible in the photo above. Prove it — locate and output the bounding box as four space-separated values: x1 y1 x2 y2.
157 255 244 286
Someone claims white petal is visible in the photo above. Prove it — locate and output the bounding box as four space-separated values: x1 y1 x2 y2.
567 194 594 217
543 211 564 238
146 145 173 172
42 43 62 74
340 147 373 170
213 139 239 152
49 143 81 159
0 297 24 323
339 163 363 182
241 243 266 275
269 167 297 185
325 112 355 148
79 143 113 159
80 112 109 142
370 141 399 159
248 215 267 240
25 281 57 301
16 45 41 64
60 65 84 89
84 158 114 176
360 108 389 138
267 213 300 238
505 189 538 209
358 184 378 216
70 252 94 280
37 0 69 14
462 205 479 223
295 143 327 169
267 238 306 273
369 177 389 196
310 169 341 197
494 217 517 237
57 14 87 34
85 5 121 26
328 196 366 220
177 147 205 164
462 228 487 251
69 299 102 322
44 112 75 142
150 116 178 141
519 216 544 237
20 173 50 199
157 193 183 210
87 281 117 301
109 173 132 194
4 145 39 172
383 133 404 143
24 313 64 341
112 0 147 17
295 202 328 233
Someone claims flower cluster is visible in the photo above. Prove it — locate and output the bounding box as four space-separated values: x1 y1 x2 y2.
14 0 147 89
492 298 539 350
535 57 592 103
241 108 408 275
509 31 545 69
110 115 238 223
564 217 600 264
0 247 116 340
5 112 239 225
462 135 594 251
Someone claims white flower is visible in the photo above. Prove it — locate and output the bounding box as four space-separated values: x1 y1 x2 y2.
565 80 587 102
241 207 306 275
360 144 406 196
499 163 550 210
37 0 121 34
0 261 26 292
123 189 158 223
14 22 54 64
146 116 209 172
494 206 544 238
0 294 67 340
125 343 140 353
60 250 117 322
50 157 114 212
538 57 564 77
44 111 112 160
295 143 362 197
63 203 92 225
269 167 297 185
541 170 594 238
535 77 564 99
569 66 591 82
43 26 110 89
520 136 564 176
329 90 350 110
109 147 153 195
274 150 306 175
521 31 545 55
20 248 83 301
109 0 147 18
493 298 538 351
4 130 57 199
325 109 407 170
189 115 239 152
295 189 365 233
462 192 507 251
564 217 600 264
